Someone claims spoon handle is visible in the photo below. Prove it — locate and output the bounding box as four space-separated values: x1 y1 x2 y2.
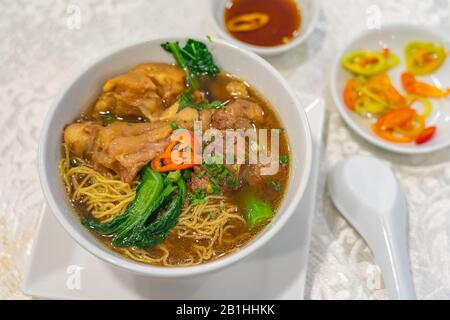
376 197 416 300
377 230 416 300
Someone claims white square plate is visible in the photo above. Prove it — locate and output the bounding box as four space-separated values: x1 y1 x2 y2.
22 96 325 300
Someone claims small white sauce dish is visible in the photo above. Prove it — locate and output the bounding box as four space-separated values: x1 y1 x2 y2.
38 37 312 278
210 0 320 56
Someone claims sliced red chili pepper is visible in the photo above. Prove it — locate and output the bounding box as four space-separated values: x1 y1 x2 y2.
151 157 196 172
343 79 359 110
383 83 405 106
378 108 415 130
394 113 425 138
401 72 416 94
415 126 436 144
412 81 448 98
366 74 406 107
372 108 420 143
401 72 448 98
372 124 414 143
151 130 200 172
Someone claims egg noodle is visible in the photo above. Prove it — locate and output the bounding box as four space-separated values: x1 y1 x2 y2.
59 144 247 267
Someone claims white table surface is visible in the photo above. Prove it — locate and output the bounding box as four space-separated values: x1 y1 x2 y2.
1 0 449 300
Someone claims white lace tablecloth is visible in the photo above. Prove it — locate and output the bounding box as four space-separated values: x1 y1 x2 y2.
1 0 449 300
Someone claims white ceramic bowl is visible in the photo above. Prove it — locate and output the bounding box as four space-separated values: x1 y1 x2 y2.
331 24 450 154
211 0 319 56
38 37 312 278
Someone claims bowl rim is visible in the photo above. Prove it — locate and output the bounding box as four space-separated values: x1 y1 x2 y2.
330 23 450 155
209 0 320 56
38 37 313 277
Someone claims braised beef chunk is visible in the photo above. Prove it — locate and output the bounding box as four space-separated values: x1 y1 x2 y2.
63 122 102 158
188 162 242 195
211 98 264 130
93 63 185 120
64 121 172 182
190 166 212 191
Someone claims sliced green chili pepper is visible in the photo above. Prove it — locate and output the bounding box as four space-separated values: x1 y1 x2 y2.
342 51 387 76
354 96 386 116
359 86 389 107
342 50 401 76
405 95 432 119
386 53 400 69
405 41 446 75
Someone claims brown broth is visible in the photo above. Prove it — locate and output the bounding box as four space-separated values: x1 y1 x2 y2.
144 74 290 265
67 70 290 267
224 0 301 47
200 73 290 208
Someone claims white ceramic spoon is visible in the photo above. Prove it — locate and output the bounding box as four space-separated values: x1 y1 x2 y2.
327 155 416 300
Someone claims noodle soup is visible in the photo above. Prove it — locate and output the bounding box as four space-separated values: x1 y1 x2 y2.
60 39 290 267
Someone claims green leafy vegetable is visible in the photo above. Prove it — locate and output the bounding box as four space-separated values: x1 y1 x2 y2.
182 169 193 180
209 212 218 219
178 90 223 111
83 166 186 248
166 170 181 183
197 170 207 178
265 177 281 192
244 195 274 230
130 178 186 247
188 188 206 204
191 199 206 205
273 181 281 193
102 115 115 126
178 91 193 110
279 155 289 164
218 167 229 181
161 39 220 91
170 121 179 130
228 176 237 187
83 166 163 236
209 176 220 194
